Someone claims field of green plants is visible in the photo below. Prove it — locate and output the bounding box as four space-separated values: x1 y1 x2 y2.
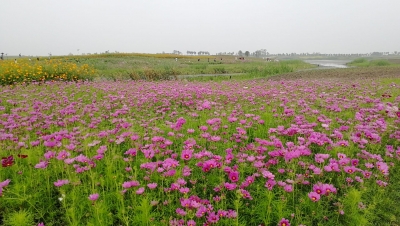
1 55 400 226
60 54 313 81
0 53 314 84
0 70 399 225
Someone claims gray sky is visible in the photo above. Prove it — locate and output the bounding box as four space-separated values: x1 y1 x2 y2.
1 0 399 56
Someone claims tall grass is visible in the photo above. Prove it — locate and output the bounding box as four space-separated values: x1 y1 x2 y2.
349 58 396 67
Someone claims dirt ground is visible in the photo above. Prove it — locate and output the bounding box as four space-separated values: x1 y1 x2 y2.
268 67 400 81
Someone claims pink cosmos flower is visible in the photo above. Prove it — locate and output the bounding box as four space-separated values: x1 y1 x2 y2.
56 150 70 160
122 180 140 188
228 171 239 183
136 187 145 194
196 206 207 218
322 184 337 195
284 184 293 192
181 149 193 161
179 187 190 194
147 183 157 189
0 179 11 188
344 166 357 174
176 208 187 216
279 218 291 226
308 192 321 202
88 193 99 201
362 171 372 178
224 182 237 191
44 151 56 159
54 179 69 187
313 183 324 195
35 161 49 169
265 179 276 190
207 212 220 224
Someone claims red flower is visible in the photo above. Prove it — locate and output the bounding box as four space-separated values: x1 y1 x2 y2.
17 154 28 159
1 155 14 167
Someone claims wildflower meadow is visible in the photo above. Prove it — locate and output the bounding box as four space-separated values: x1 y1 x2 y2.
0 59 96 85
0 77 399 225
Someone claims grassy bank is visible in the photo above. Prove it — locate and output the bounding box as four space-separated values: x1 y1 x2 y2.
348 58 400 67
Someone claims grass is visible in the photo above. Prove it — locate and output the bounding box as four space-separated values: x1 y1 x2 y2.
348 58 400 67
49 53 314 81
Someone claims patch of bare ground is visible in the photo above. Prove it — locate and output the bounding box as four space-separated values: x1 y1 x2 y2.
267 67 400 81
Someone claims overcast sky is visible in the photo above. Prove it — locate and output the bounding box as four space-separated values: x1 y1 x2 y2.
1 0 399 56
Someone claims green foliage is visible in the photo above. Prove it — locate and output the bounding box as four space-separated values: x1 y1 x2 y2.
3 210 35 226
47 55 313 81
133 197 154 225
349 58 394 67
351 58 367 64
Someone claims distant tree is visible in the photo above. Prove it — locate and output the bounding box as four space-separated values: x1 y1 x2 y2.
245 51 250 57
238 50 243 56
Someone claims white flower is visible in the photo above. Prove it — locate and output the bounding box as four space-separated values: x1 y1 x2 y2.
58 194 66 201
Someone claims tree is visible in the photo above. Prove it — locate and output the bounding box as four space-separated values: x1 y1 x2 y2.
238 50 243 56
245 51 250 57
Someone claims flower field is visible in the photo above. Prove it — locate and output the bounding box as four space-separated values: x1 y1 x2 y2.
0 78 399 226
0 59 96 85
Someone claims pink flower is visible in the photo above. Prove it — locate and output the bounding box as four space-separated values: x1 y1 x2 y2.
344 166 357 174
322 184 337 195
228 171 239 183
44 151 56 159
181 149 193 161
0 179 11 188
265 179 276 190
176 208 187 216
308 191 321 202
279 218 291 226
122 180 140 188
88 193 99 201
207 212 220 224
56 150 70 160
179 187 190 194
35 161 49 169
124 148 137 156
136 187 145 194
54 179 69 187
187 219 196 226
147 183 157 189
312 183 324 195
284 184 293 192
224 182 237 190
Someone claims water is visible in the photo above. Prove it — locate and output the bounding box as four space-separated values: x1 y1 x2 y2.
304 60 351 68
